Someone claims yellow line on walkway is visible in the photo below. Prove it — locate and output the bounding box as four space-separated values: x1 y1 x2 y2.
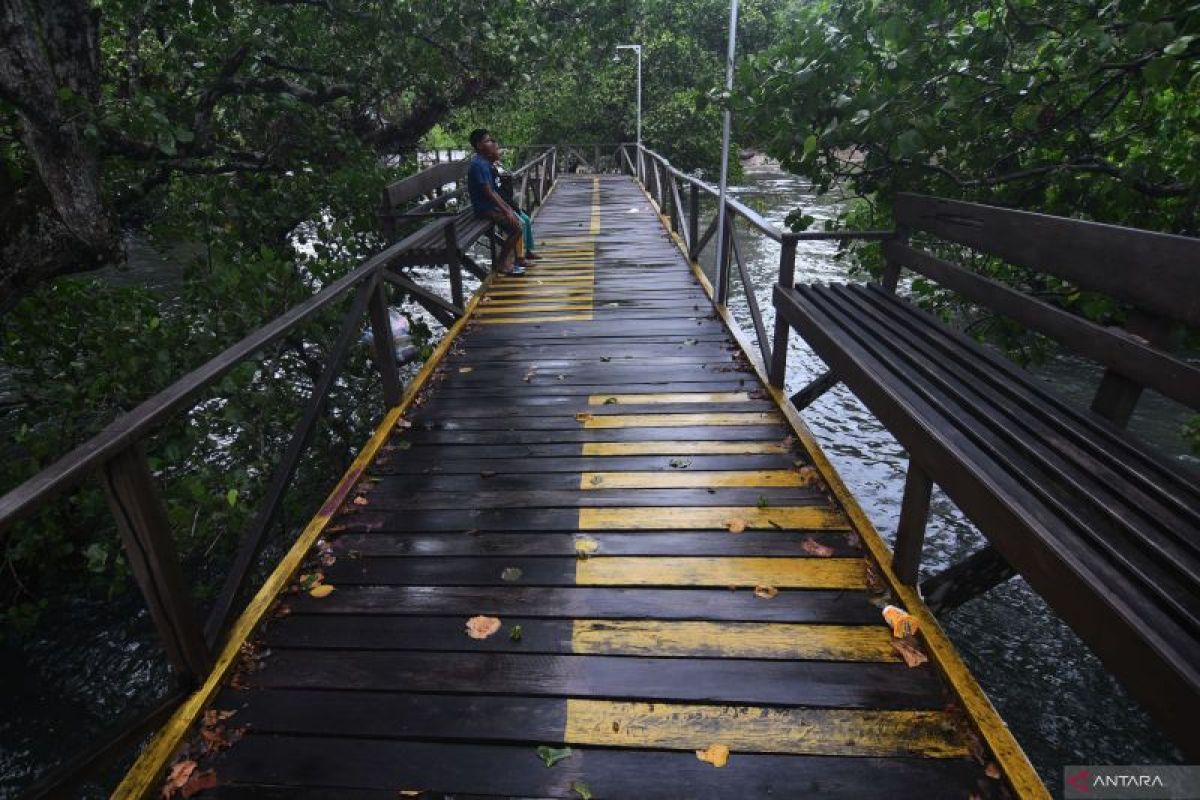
578 506 848 530
563 700 970 758
581 412 780 428
581 441 787 455
575 556 864 588
570 620 901 661
478 304 595 315
477 314 593 325
590 177 602 234
581 470 803 489
588 391 752 405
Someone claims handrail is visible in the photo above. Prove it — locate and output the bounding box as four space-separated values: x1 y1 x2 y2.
1 144 562 798
618 142 894 392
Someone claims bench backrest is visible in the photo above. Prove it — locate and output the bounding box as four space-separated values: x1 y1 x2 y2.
884 193 1200 415
383 159 468 210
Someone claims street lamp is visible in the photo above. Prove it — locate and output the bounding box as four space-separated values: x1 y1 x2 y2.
615 44 642 150
714 0 738 304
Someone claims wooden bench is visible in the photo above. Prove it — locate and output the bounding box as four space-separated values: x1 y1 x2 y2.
772 193 1200 756
378 160 494 325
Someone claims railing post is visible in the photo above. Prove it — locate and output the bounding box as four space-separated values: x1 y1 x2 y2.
689 183 700 258
101 444 209 683
443 220 465 309
367 278 404 407
716 207 734 306
892 461 933 585
769 235 798 388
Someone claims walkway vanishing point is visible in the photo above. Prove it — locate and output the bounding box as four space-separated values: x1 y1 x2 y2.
116 173 1048 798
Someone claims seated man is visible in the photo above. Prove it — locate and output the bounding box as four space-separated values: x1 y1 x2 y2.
467 129 524 276
490 151 539 263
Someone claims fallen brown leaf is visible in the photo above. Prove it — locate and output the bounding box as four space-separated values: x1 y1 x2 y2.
985 762 1001 780
696 743 730 767
726 518 747 534
162 760 197 799
352 495 369 506
796 465 823 486
753 584 778 599
575 412 594 423
800 537 835 557
466 615 502 639
180 768 217 798
891 636 929 668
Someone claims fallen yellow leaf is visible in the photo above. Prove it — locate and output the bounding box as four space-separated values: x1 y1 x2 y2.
575 412 593 423
309 584 336 598
726 518 747 534
466 615 502 639
574 536 599 556
458 366 474 373
696 743 730 767
882 604 919 638
753 584 778 599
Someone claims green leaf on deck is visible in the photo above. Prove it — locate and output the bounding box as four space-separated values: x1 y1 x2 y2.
536 745 573 767
501 567 523 582
570 780 593 799
509 624 523 641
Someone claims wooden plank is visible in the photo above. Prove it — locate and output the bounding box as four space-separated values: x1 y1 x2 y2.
580 412 780 428
331 530 859 558
587 391 750 404
579 470 804 489
242 650 947 709
359 487 827 510
288 585 882 623
579 506 848 530
574 556 865 589
581 441 788 455
211 737 986 799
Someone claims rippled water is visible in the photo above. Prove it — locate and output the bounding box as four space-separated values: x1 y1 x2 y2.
714 164 1189 790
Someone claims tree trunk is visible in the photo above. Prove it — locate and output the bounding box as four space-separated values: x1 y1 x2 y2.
0 0 119 311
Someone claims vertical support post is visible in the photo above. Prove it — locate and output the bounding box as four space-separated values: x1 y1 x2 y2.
594 144 600 173
101 445 209 682
892 461 933 585
538 160 547 204
881 230 908 293
1089 310 1173 427
380 190 396 243
689 183 700 257
716 207 734 306
367 278 403 407
769 236 798 388
713 0 740 305
443 220 465 310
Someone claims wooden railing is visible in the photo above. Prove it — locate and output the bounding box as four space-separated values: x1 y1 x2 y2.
619 143 891 392
1 147 558 798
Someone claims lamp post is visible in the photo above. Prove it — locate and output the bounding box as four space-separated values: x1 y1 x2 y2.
615 43 642 156
714 0 739 305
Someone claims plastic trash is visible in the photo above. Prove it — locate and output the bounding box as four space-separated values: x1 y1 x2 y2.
361 308 419 364
882 604 919 638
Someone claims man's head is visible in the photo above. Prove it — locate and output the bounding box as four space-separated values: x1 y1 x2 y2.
469 128 498 158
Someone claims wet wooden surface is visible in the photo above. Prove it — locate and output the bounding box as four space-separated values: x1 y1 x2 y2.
198 177 1009 798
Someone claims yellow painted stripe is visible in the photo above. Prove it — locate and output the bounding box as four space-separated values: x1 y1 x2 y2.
570 620 900 661
575 556 863 588
582 412 779 428
588 392 752 405
581 470 803 489
563 700 969 758
477 314 593 325
485 291 594 299
478 304 594 315
483 297 593 308
590 176 602 234
581 441 787 455
578 506 847 530
494 276 594 285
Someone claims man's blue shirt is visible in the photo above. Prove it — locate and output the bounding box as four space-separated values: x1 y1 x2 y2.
467 153 499 215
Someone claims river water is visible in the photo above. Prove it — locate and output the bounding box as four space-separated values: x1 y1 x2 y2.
1 163 1192 797
713 163 1191 786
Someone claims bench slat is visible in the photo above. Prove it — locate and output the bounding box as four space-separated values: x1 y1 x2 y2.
894 193 1200 327
774 282 1200 755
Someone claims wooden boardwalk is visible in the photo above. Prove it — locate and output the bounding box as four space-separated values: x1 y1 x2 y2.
128 176 1043 798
